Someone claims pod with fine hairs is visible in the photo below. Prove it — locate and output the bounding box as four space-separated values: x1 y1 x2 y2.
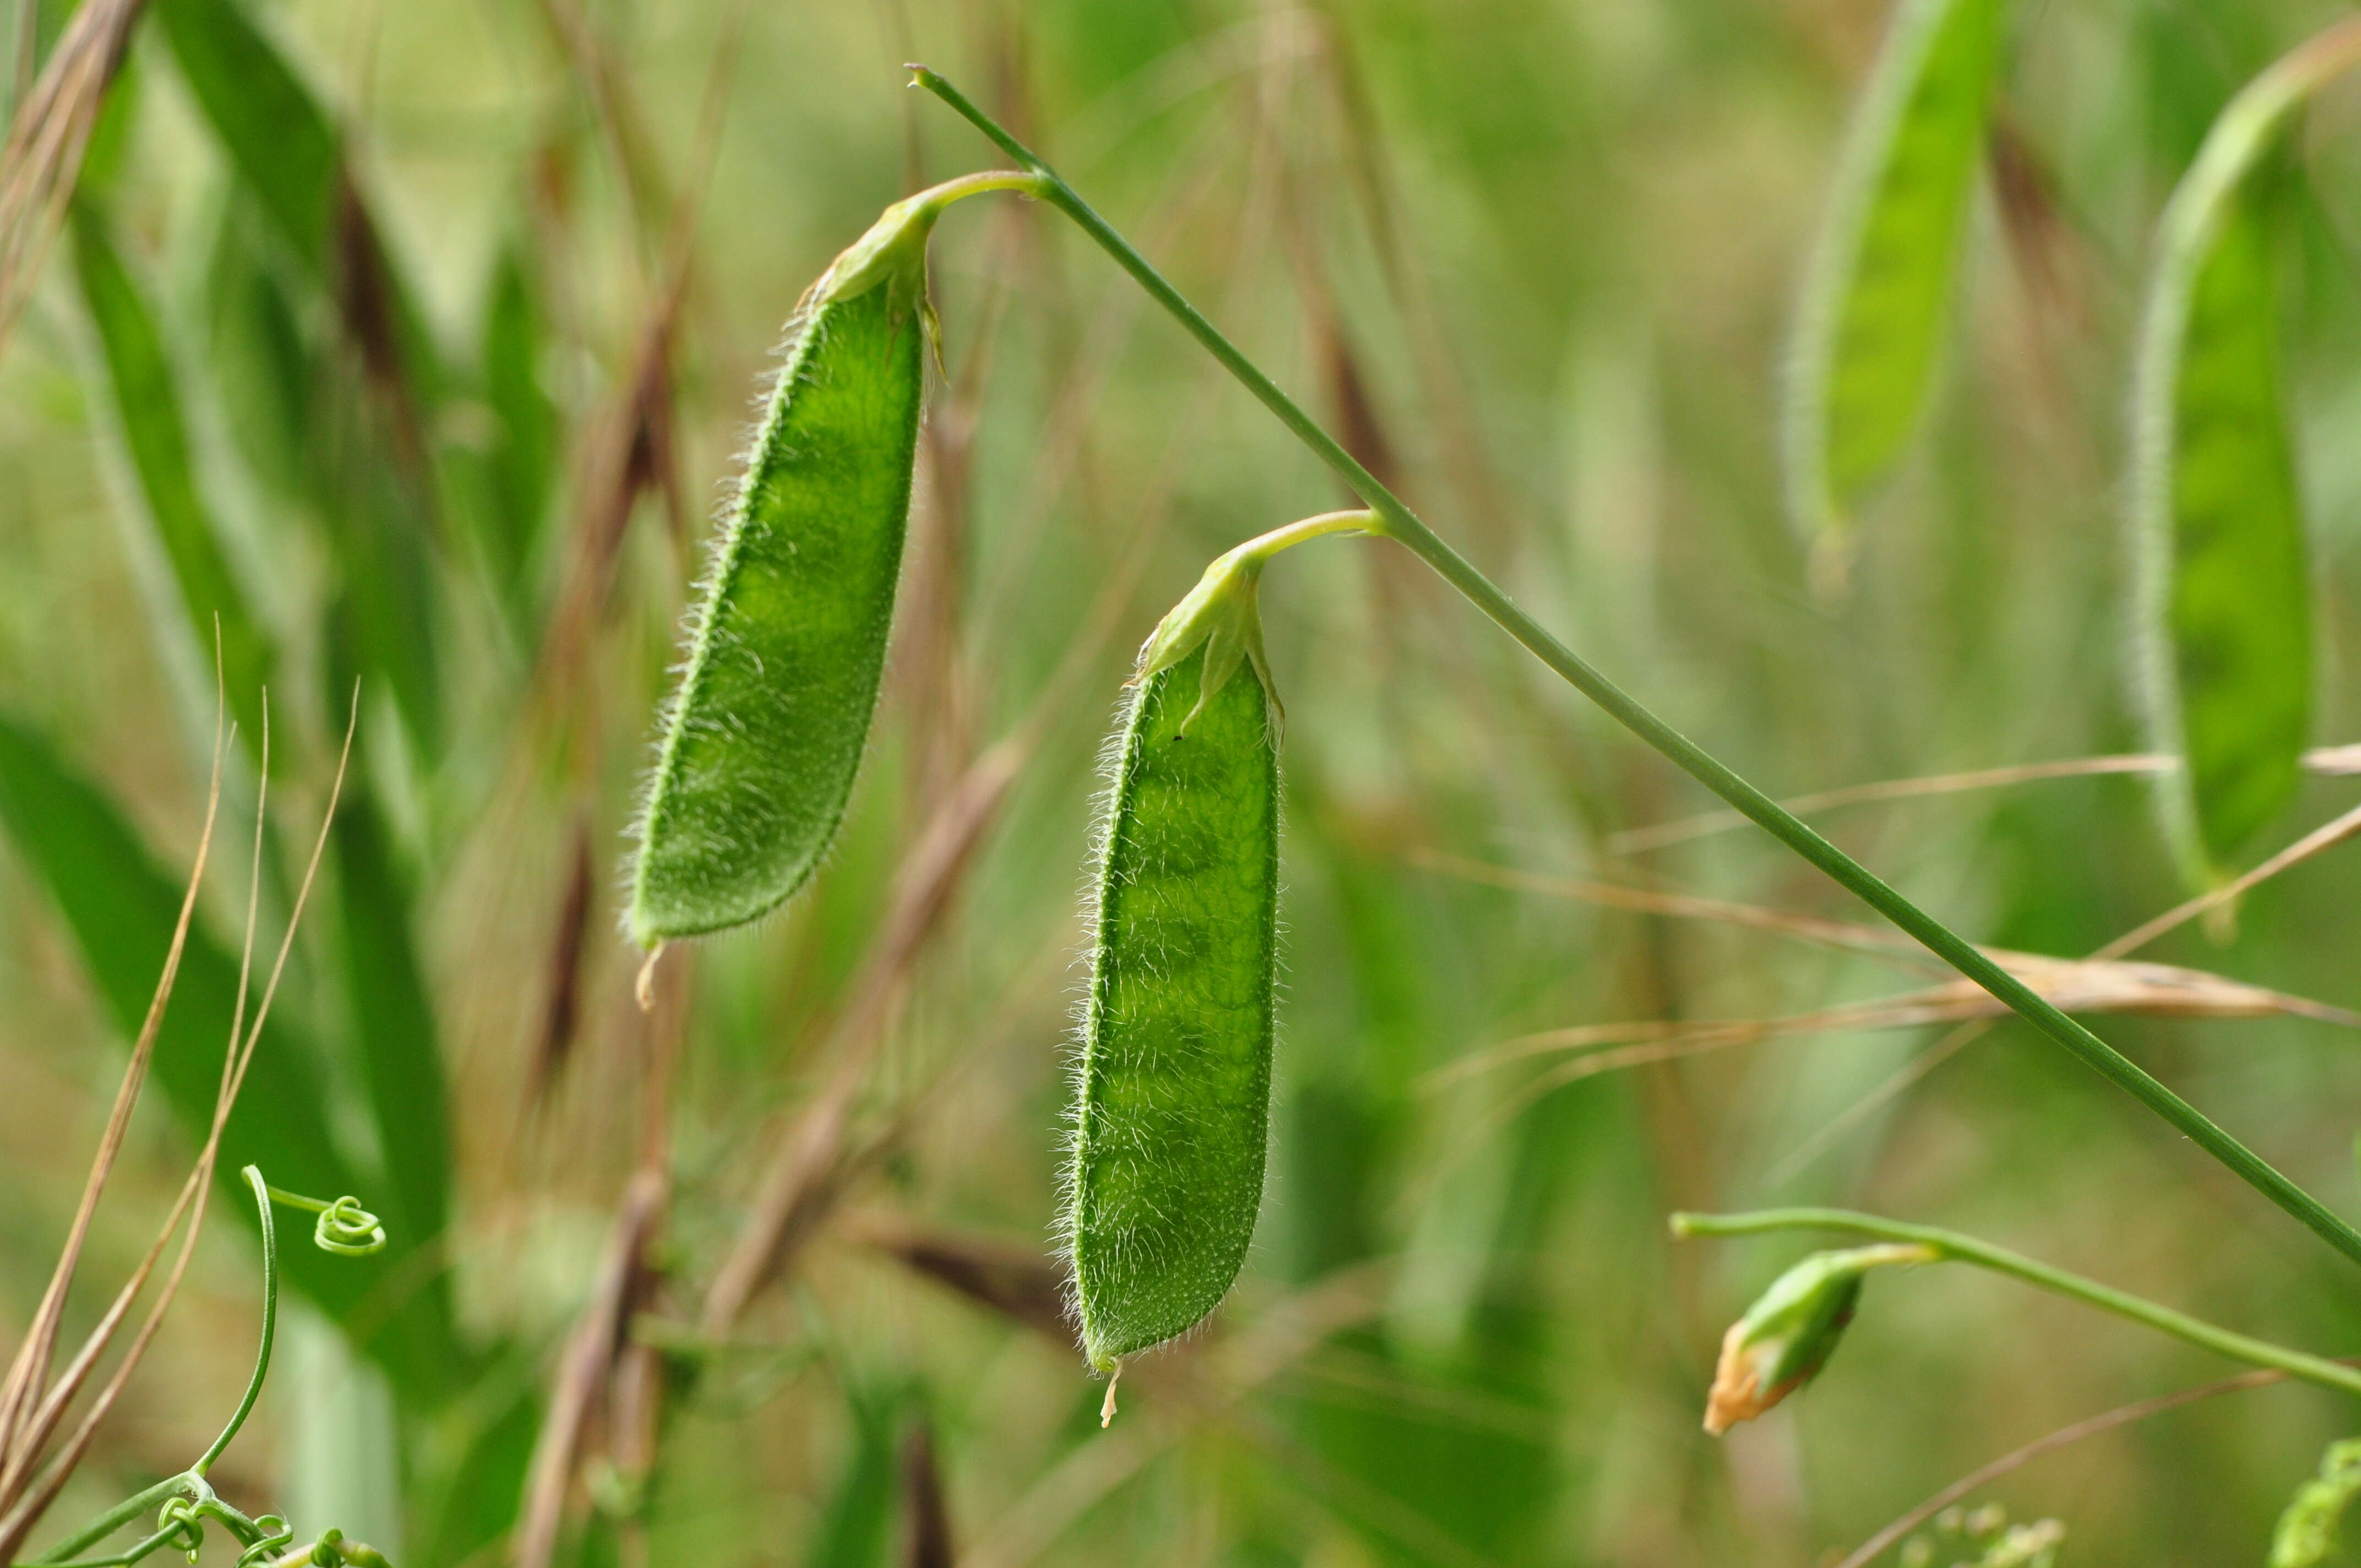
1783 0 2010 571
629 175 1032 945
2127 20 2361 880
1065 635 1282 1374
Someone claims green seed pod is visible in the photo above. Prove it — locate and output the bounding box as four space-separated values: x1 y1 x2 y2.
627 197 940 945
2125 23 2361 881
1785 0 2010 570
1704 1243 1931 1434
1065 636 1281 1373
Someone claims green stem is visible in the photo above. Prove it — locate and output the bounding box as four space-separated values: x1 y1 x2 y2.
195 1168 278 1476
36 1521 192 1568
907 168 1050 214
1674 1208 2361 1398
1222 509 1375 567
907 64 2361 1272
26 1479 196 1566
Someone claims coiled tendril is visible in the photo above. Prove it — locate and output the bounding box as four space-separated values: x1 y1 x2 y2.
234 1517 295 1568
265 1186 386 1256
153 1499 203 1562
309 1196 386 1256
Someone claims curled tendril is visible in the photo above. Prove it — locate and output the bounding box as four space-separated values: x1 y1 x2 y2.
155 1499 204 1562
236 1516 296 1568
263 1185 388 1256
309 1196 387 1256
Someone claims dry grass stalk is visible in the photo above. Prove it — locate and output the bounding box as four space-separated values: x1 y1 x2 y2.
513 1167 668 1568
1609 754 2175 854
512 939 688 1568
530 0 746 742
0 0 145 358
958 1264 1390 1568
527 815 599 1106
0 701 223 1472
2096 796 2361 960
1412 850 1941 969
1418 853 2361 1179
857 1221 1070 1346
1610 747 2361 855
899 1417 953 1568
1764 790 2361 1185
1437 950 2359 1095
0 702 355 1561
700 739 1024 1333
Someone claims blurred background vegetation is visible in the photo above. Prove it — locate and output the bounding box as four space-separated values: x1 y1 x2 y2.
6 0 2361 1561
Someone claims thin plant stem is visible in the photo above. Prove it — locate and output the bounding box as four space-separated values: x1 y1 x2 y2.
1672 1208 2361 1400
907 63 2361 1272
23 1479 191 1567
194 1169 277 1476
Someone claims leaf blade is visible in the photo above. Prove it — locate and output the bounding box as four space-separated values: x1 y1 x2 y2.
331 789 453 1267
69 203 277 765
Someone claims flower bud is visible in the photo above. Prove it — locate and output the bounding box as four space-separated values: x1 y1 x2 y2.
1703 1243 1932 1434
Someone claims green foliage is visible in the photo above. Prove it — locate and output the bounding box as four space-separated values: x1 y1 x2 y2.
330 793 452 1265
803 1379 909 1568
68 205 275 762
472 243 558 625
156 0 344 272
161 0 447 760
1787 0 2011 549
1068 644 1280 1370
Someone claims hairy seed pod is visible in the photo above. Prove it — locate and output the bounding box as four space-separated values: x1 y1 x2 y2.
1066 641 1280 1371
628 202 937 945
2123 19 2361 880
1784 0 2009 567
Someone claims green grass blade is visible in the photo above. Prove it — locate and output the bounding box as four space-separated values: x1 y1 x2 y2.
201 201 317 504
2129 19 2361 878
156 0 341 271
161 0 449 758
331 789 452 1267
805 1382 904 1568
0 712 460 1395
156 0 442 411
475 243 557 626
69 203 276 764
1785 0 2011 552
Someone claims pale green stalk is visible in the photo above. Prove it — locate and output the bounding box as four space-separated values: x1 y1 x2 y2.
1674 1208 2361 1400
907 66 2361 1271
